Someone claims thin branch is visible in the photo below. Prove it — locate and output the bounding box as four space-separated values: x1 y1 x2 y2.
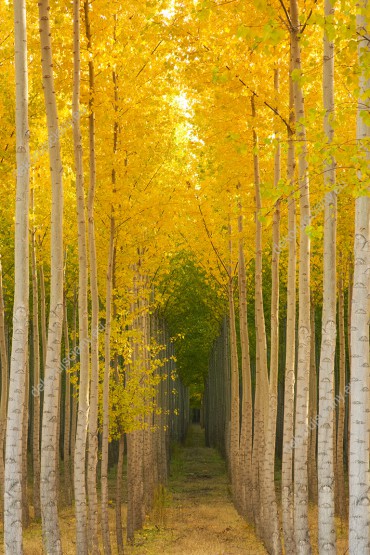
135 40 164 79
278 0 292 29
301 0 318 35
197 202 229 277
225 67 293 133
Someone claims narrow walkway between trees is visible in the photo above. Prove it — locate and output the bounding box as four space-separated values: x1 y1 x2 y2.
130 424 267 555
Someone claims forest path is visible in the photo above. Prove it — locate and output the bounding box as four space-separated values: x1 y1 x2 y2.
130 424 267 555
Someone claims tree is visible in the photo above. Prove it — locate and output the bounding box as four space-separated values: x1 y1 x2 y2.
289 0 312 551
281 50 297 555
349 2 370 552
317 0 337 552
84 1 100 551
72 0 90 552
3 0 30 551
38 0 64 548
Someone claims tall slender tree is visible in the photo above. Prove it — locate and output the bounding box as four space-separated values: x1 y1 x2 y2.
263 68 282 555
84 1 100 552
290 0 312 551
72 0 90 552
0 256 9 521
31 187 41 520
281 51 296 555
237 187 253 522
349 2 370 552
3 0 30 550
38 0 64 547
318 0 337 551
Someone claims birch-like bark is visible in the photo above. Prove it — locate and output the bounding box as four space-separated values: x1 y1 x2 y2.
83 1 100 552
142 298 155 515
308 303 317 505
4 0 30 550
101 214 114 555
349 4 370 552
336 271 347 521
290 1 312 551
346 257 353 468
281 49 297 555
237 191 253 522
38 0 64 549
116 434 125 555
251 95 269 536
318 1 337 549
21 357 29 528
71 286 77 477
72 1 90 552
0 257 9 522
31 191 41 520
39 265 47 372
228 272 240 506
263 68 282 555
62 294 72 506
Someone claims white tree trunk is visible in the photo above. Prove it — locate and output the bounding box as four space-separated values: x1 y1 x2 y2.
290 1 312 551
336 271 347 521
281 66 296 553
228 269 240 508
39 265 47 372
308 302 318 505
72 1 90 552
21 357 29 528
62 294 72 506
349 4 370 552
251 95 269 537
38 0 64 549
4 0 30 550
237 195 253 522
31 189 41 520
101 214 114 555
84 2 100 552
318 0 337 551
263 68 282 555
0 256 9 522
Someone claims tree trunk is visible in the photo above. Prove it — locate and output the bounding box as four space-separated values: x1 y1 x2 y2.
116 433 125 555
336 271 347 521
251 95 269 537
228 234 240 512
349 4 370 552
290 1 312 551
237 192 253 522
0 256 9 522
38 0 65 544
21 357 29 528
31 190 41 520
101 214 114 555
39 265 47 373
71 286 78 480
263 68 282 555
83 1 100 552
308 303 317 505
318 1 337 549
281 48 296 555
72 1 90 552
4 0 30 550
63 294 72 506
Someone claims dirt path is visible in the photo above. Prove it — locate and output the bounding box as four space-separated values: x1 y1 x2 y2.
130 424 267 555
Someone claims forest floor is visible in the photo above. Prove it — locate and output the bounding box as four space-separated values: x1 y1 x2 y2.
0 425 349 554
129 424 267 555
